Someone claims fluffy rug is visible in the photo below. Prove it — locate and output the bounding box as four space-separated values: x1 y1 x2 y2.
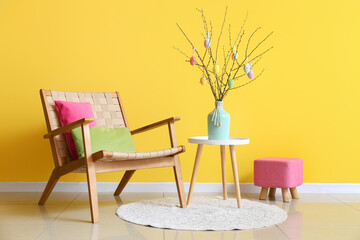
116 197 287 231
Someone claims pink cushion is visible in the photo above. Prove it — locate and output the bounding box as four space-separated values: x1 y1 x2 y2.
55 101 97 160
254 157 303 188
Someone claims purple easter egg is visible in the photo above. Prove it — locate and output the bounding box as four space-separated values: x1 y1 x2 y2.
204 39 211 48
190 56 196 66
247 70 254 79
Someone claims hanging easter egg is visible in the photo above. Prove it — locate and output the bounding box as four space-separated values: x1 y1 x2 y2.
204 39 211 48
204 32 211 48
190 47 196 66
228 78 234 88
243 63 251 74
232 52 238 61
200 68 207 85
214 64 220 74
200 75 207 85
247 70 254 79
232 46 238 61
190 56 196 66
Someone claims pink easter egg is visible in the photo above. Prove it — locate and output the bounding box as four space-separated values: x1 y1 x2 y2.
190 56 196 66
247 70 254 79
204 39 211 48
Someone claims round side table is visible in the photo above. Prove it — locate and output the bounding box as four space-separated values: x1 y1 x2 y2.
187 136 250 208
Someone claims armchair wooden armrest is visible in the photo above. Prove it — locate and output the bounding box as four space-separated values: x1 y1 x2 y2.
130 117 180 135
44 118 95 139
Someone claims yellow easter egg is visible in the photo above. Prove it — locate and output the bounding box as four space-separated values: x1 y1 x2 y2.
214 65 220 74
200 75 207 85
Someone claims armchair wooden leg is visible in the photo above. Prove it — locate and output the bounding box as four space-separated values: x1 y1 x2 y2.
38 170 59 205
82 123 99 223
86 161 99 223
173 156 187 208
114 170 136 196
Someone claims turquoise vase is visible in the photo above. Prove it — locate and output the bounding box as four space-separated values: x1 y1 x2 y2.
207 101 230 140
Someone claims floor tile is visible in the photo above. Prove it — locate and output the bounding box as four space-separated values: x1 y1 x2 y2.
329 193 360 202
0 224 47 240
74 192 163 202
347 202 360 212
36 223 163 240
55 194 166 224
0 203 70 225
164 192 247 199
277 202 360 227
164 226 289 240
279 225 360 240
246 193 341 203
1 192 360 240
0 192 79 205
54 201 120 224
49 192 163 224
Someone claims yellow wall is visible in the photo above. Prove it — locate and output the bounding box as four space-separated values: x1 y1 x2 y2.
1 0 360 183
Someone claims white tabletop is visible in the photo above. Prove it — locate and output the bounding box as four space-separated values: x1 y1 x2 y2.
188 136 250 146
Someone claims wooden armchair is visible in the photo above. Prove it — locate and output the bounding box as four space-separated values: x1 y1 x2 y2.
39 89 187 223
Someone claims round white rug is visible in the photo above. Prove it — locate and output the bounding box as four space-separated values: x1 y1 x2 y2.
116 197 287 231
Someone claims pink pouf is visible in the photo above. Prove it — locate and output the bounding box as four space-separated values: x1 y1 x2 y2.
254 157 303 202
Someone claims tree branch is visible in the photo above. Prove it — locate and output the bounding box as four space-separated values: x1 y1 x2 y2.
231 69 265 90
245 27 261 57
248 31 274 57
215 7 228 62
173 45 191 58
176 23 218 99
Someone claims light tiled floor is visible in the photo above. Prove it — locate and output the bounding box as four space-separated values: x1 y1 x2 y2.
0 192 360 240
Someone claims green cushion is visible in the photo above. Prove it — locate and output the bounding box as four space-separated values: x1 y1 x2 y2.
71 127 137 159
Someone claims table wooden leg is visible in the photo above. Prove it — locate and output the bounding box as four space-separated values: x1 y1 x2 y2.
187 144 203 205
229 145 241 208
220 145 227 200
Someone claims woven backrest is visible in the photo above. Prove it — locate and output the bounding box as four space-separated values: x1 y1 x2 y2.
40 90 128 166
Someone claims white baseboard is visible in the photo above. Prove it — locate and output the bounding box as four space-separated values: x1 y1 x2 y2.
0 182 360 193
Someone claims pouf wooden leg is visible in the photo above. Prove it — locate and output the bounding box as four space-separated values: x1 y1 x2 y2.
269 188 276 198
282 188 290 202
290 187 299 199
259 187 268 200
